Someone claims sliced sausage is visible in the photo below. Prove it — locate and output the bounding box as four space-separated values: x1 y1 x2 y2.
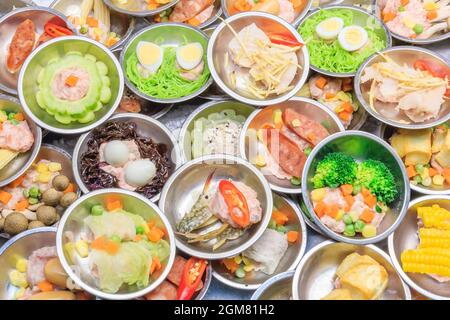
282 108 330 146
6 19 36 74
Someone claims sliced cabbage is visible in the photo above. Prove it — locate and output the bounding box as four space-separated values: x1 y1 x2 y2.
84 212 136 241
140 239 171 263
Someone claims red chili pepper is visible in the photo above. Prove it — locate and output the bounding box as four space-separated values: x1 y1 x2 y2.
267 32 303 47
44 22 73 38
218 180 250 228
176 257 207 300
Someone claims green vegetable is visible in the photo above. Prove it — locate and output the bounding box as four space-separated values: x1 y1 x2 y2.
268 219 277 229
415 164 424 174
355 159 398 204
413 24 424 34
290 176 301 186
136 226 145 235
413 175 422 183
375 204 382 213
304 147 312 156
110 235 121 243
354 220 365 233
7 112 15 120
80 25 88 34
343 214 353 225
9 119 19 125
352 184 361 195
344 224 356 237
22 189 29 198
28 197 39 205
312 152 358 188
91 205 104 216
235 267 246 278
398 5 405 11
28 186 40 198
276 225 287 233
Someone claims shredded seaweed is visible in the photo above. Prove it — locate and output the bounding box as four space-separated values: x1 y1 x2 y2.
298 9 386 73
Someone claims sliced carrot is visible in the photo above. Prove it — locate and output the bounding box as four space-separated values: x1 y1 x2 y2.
344 195 355 211
86 16 99 28
272 210 289 225
361 187 371 197
150 256 161 274
65 75 79 87
382 11 396 23
8 175 25 188
443 168 450 184
15 199 29 211
400 0 409 5
340 184 353 196
222 258 239 273
315 76 328 89
427 10 438 20
325 204 340 219
0 190 12 205
314 201 326 218
91 236 119 255
428 167 438 177
406 165 417 178
341 102 353 113
105 195 123 211
363 193 377 208
360 209 375 223
106 37 119 47
63 183 75 194
37 280 54 292
325 92 335 99
338 111 352 121
187 17 201 26
147 226 164 243
14 112 25 121
287 230 299 243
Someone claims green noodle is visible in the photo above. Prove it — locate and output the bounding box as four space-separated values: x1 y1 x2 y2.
298 9 386 73
126 47 210 99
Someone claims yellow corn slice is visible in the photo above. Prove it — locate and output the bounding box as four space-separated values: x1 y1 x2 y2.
417 205 450 230
402 263 450 277
401 248 450 277
419 228 450 248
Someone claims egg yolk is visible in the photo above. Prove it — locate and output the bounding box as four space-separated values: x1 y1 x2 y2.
178 44 202 63
321 19 340 31
344 29 363 45
137 43 161 66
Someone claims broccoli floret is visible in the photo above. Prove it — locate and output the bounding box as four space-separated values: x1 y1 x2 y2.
355 159 398 204
312 152 358 188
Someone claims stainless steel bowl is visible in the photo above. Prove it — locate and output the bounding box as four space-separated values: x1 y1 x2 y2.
120 23 213 104
72 112 182 202
0 94 42 187
0 227 57 300
18 35 124 135
291 194 325 235
212 193 307 290
159 154 273 260
375 0 450 45
179 100 255 162
251 270 295 300
0 6 78 95
0 0 35 16
388 195 450 300
379 124 450 196
240 97 344 194
301 131 410 244
311 0 376 10
221 0 312 27
145 0 223 29
50 0 136 51
355 46 450 129
103 0 179 18
292 240 411 300
56 188 177 300
297 5 391 77
207 12 310 106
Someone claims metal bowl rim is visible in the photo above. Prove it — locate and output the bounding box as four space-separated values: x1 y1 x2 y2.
292 240 412 300
250 270 295 300
388 194 450 300
55 188 177 300
17 35 124 135
207 11 310 106
297 4 393 78
158 153 273 260
0 226 57 256
103 0 180 17
354 45 450 129
72 112 183 202
301 130 411 245
239 96 345 194
119 22 213 104
211 194 308 290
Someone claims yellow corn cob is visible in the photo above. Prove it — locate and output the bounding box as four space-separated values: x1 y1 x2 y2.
402 263 450 277
419 228 450 248
417 205 450 230
401 248 450 277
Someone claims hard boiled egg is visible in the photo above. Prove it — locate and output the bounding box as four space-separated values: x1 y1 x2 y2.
104 140 130 167
176 42 203 70
315 17 344 40
136 41 164 73
124 159 156 187
338 26 368 52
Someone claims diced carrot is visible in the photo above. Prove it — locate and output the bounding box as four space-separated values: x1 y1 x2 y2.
344 195 355 211
360 209 375 223
428 167 438 177
341 102 353 113
363 193 377 208
63 183 75 194
0 190 12 205
338 111 352 121
14 112 25 121
105 195 123 211
400 0 409 5
314 201 326 218
37 280 54 292
222 258 239 273
147 226 164 243
382 11 396 22
147 221 155 229
406 165 417 178
287 230 299 243
325 92 335 99
325 204 339 219
272 210 289 225
65 75 79 87
340 184 353 196
187 18 201 26
443 168 450 184
86 16 99 28
8 175 25 188
150 256 161 274
315 76 328 89
427 10 438 20
91 236 119 255
147 3 159 9
106 37 119 47
15 199 29 211
361 187 371 197
104 240 119 255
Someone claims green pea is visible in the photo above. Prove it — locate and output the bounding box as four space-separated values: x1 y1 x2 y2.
136 226 145 235
80 26 88 34
343 214 353 225
28 197 39 205
354 220 365 233
268 219 277 229
9 119 19 125
413 24 424 34
290 177 301 186
7 112 15 120
413 175 422 183
276 225 287 233
304 147 312 156
344 224 356 237
415 164 424 174
235 267 246 279
28 186 40 198
110 235 121 243
91 205 104 216
375 204 382 213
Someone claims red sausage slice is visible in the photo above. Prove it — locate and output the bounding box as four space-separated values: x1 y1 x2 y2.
6 19 36 74
282 108 330 146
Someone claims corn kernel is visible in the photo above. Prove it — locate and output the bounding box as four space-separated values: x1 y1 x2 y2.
291 119 301 127
433 174 444 186
36 162 49 173
9 270 28 288
234 255 242 264
273 110 283 126
420 167 430 180
311 188 326 202
362 225 377 238
75 240 89 258
335 210 345 221
15 259 28 273
15 288 26 300
38 172 52 183
243 265 254 272
48 162 62 172
255 154 266 167
424 1 438 10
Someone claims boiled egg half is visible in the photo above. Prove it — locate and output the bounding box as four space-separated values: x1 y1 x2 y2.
124 159 157 188
338 26 368 52
176 42 203 70
316 17 344 40
136 41 164 73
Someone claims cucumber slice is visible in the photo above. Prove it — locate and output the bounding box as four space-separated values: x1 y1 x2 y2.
96 61 108 76
55 113 73 124
84 54 97 63
100 86 111 104
78 111 95 123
